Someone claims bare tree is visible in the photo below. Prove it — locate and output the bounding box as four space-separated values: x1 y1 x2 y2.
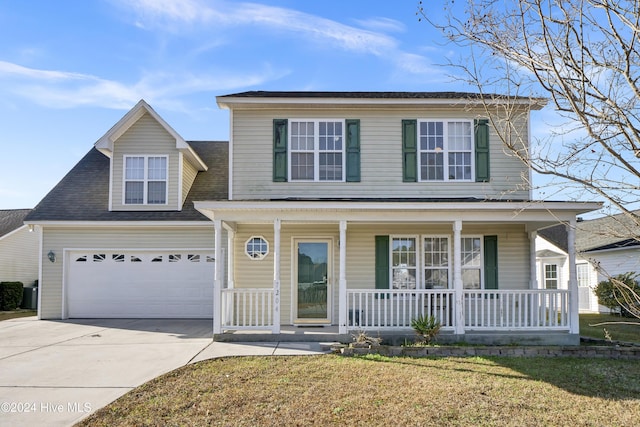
419 0 640 324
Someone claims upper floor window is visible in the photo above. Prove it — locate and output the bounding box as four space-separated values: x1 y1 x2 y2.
124 156 167 205
419 120 473 181
290 120 344 181
402 119 489 183
273 119 360 183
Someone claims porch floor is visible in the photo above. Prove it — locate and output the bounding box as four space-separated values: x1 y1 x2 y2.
214 326 578 346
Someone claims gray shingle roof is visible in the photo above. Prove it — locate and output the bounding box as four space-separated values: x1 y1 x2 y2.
25 141 228 222
219 91 533 100
0 209 32 237
575 211 640 252
538 211 640 253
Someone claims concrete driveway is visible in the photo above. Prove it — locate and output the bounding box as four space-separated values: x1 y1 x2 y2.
0 317 332 427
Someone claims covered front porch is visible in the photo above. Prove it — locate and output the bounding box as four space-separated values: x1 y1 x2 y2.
195 200 601 345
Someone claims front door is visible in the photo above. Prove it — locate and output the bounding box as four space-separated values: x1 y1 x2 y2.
295 240 331 324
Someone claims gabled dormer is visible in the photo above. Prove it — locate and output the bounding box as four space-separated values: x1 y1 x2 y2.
95 100 207 211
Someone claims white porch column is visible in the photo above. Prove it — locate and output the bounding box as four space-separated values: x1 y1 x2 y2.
227 228 235 290
453 220 465 335
272 218 281 334
567 219 579 334
338 220 348 334
213 219 223 335
529 231 538 289
225 227 235 327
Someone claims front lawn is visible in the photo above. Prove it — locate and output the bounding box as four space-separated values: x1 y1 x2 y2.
78 355 640 426
580 313 640 343
0 310 36 322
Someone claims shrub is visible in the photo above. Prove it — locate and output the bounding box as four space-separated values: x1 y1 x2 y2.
594 272 640 318
411 314 441 344
0 282 24 311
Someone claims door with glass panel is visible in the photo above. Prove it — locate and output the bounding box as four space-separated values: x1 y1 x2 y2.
294 240 331 323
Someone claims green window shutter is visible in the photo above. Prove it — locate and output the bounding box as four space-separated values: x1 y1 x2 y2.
375 235 390 297
345 119 360 182
484 235 498 290
402 119 417 182
475 119 490 182
273 119 288 182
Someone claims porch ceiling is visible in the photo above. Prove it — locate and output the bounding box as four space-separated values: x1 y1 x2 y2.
194 200 602 230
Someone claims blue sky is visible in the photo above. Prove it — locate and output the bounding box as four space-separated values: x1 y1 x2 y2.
0 0 555 209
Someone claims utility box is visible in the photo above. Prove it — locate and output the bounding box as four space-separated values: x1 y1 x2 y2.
22 287 38 310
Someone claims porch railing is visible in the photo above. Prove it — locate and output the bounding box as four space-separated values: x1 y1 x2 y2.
462 289 569 330
346 289 570 331
219 288 570 333
347 290 455 330
221 288 274 330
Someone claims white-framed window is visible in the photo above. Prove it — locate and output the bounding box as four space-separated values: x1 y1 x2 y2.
387 235 487 290
461 237 482 289
289 119 345 182
544 264 559 289
124 155 168 205
418 120 473 181
577 263 590 287
423 236 450 289
391 236 417 289
245 236 269 260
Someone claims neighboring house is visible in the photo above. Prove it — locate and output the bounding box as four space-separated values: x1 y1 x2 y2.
26 92 602 345
536 227 601 313
0 209 39 287
538 211 640 313
25 100 228 319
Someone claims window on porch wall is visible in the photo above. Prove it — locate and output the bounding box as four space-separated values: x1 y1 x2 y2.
423 236 449 289
376 234 497 292
391 237 417 289
461 237 482 289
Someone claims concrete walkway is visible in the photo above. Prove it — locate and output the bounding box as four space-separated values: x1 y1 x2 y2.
0 317 332 427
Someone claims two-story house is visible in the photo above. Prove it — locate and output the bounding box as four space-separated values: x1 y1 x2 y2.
194 91 601 345
26 92 601 345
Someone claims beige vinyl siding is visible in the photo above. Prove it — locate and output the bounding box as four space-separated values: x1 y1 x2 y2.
39 226 218 319
0 226 39 285
111 112 181 211
230 108 530 200
182 155 198 206
232 222 531 325
233 224 339 325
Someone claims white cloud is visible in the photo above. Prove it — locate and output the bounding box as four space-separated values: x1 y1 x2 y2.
0 61 287 110
116 0 447 72
353 17 406 33
0 61 95 82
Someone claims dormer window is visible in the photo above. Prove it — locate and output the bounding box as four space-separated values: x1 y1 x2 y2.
124 155 168 205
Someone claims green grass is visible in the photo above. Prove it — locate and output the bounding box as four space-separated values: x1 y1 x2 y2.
78 355 640 427
0 310 36 321
580 313 640 343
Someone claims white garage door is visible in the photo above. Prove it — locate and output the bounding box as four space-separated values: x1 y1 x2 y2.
67 250 215 318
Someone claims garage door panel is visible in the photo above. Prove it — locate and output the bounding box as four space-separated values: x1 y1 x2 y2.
67 250 215 318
